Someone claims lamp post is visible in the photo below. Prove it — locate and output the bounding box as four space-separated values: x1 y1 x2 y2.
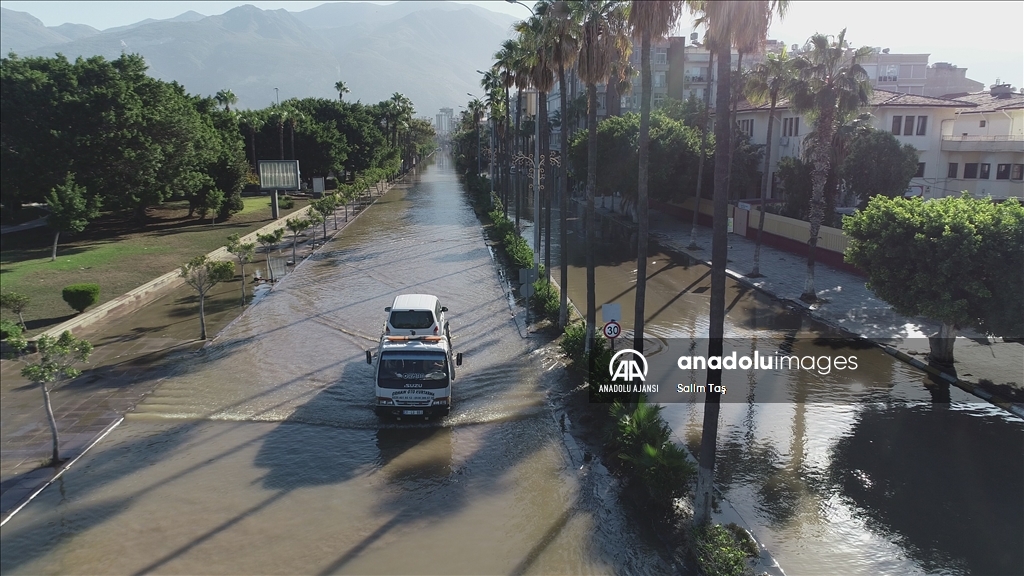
274 87 279 106
504 0 535 16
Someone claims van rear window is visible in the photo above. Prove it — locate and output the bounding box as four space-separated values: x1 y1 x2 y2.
389 310 434 329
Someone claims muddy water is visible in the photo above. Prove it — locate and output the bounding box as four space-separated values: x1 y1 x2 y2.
543 200 1024 576
0 156 670 575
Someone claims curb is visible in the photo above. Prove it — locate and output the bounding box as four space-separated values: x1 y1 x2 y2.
31 205 318 342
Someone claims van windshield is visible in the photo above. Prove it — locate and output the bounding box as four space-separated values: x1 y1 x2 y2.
389 310 435 329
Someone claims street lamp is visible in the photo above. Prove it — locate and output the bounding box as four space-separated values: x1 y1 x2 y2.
504 0 535 16
274 87 279 106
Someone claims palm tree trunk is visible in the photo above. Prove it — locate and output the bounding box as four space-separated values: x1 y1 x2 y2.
802 109 834 302
689 51 714 249
290 121 296 160
728 52 743 200
585 82 598 353
539 92 551 282
515 89 523 231
634 30 652 361
750 96 779 277
250 131 257 167
41 383 61 464
279 122 285 160
694 42 732 529
51 230 60 261
558 60 570 328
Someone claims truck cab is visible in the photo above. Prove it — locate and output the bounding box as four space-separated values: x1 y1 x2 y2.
367 335 462 418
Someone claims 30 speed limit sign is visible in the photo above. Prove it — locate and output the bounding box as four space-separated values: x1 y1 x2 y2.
602 321 621 339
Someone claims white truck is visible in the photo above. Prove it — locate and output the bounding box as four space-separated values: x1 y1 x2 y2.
367 296 462 418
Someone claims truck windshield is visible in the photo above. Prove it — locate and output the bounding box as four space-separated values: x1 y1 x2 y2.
379 352 448 382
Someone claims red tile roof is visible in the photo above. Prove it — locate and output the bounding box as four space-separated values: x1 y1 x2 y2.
732 88 977 114
941 91 1024 113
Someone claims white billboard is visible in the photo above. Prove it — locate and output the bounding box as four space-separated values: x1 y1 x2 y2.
258 160 300 190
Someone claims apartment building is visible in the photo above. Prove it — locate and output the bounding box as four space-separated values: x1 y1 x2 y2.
939 84 1024 199
733 84 1023 201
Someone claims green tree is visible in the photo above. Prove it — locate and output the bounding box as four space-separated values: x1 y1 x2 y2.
844 195 1024 364
180 256 235 340
334 80 349 101
311 195 337 238
196 187 225 224
789 29 873 302
45 173 102 261
745 47 796 276
0 291 30 328
16 331 93 465
840 129 919 206
776 156 812 220
285 216 311 265
215 89 238 112
226 233 256 306
256 229 285 281
308 212 325 247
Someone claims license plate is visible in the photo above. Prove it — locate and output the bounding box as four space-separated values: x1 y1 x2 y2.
402 410 424 415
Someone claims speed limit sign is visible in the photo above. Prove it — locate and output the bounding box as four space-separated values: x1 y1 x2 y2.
602 321 621 339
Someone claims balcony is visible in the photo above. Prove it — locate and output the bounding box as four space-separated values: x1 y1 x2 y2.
941 135 1024 153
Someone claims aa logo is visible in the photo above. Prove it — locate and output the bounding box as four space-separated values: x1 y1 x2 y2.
609 349 648 382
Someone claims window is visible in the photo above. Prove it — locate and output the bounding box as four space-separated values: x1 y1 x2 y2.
915 163 926 178
916 116 927 136
980 120 987 128
947 163 958 178
996 164 1011 180
892 115 902 135
979 163 990 179
654 47 667 65
879 64 898 82
739 119 754 136
597 93 606 109
904 116 915 136
654 71 665 88
653 95 665 108
964 163 979 178
783 117 800 137
621 95 629 109
1013 164 1024 180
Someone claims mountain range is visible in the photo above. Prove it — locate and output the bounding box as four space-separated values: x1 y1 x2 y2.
1 2 519 117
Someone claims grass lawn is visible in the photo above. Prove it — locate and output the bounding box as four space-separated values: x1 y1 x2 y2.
0 196 309 335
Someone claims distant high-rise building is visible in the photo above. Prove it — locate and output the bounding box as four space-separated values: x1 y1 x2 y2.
436 107 454 138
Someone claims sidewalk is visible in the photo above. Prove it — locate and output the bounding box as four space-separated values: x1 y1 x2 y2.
0 190 389 522
645 208 1023 414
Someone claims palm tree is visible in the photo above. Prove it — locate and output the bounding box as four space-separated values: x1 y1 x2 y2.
334 80 349 101
745 47 796 277
516 13 556 282
788 29 872 302
537 0 579 328
238 110 264 168
494 40 522 217
215 89 238 112
687 41 713 249
481 69 505 195
629 0 683 360
268 106 288 160
467 98 486 174
572 0 631 352
686 0 788 529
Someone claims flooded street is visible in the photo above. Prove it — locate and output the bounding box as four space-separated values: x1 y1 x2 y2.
0 155 669 575
542 195 1024 576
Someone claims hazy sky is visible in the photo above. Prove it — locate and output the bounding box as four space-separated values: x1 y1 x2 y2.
3 0 1021 89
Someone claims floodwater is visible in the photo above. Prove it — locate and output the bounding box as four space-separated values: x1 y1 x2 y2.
0 154 671 575
532 185 1024 576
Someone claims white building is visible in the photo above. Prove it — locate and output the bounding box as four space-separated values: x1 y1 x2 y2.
733 84 1023 201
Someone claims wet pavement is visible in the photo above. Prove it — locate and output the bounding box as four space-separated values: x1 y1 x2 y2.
0 156 673 575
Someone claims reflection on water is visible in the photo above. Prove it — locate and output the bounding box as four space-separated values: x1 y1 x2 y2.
554 208 1024 576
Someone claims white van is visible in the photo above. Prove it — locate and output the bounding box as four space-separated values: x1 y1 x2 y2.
384 294 450 339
